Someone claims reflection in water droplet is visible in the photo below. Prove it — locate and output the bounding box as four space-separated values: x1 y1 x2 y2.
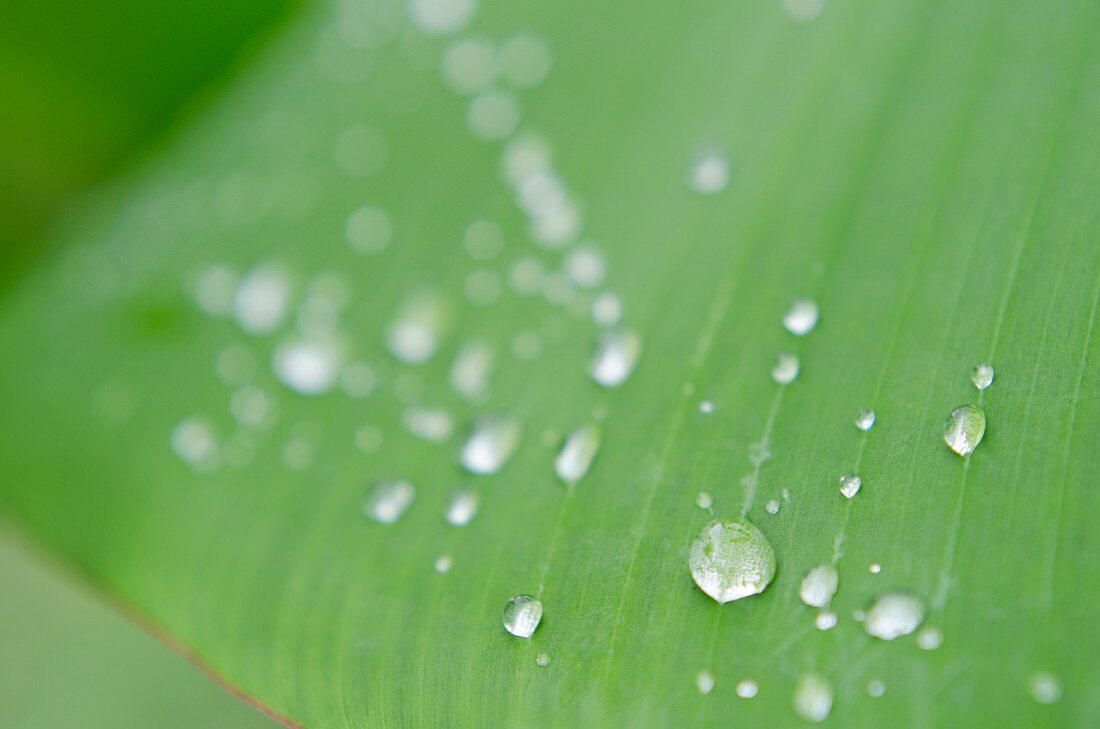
736 680 759 699
916 627 943 651
696 492 714 510
793 673 832 723
689 519 777 604
365 481 415 524
855 409 876 431
815 611 838 630
590 329 642 387
1029 672 1062 704
782 298 819 336
234 264 291 334
554 424 601 484
502 594 542 638
839 473 862 499
943 405 986 457
273 338 343 395
863 592 924 640
403 407 454 442
799 564 839 608
170 417 219 472
461 416 521 474
446 490 479 526
868 679 886 698
771 354 800 385
695 669 715 696
972 362 994 391
689 152 730 194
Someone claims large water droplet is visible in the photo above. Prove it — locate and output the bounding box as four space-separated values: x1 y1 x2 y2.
793 673 832 723
689 519 777 604
365 480 415 524
461 416 521 474
862 592 924 640
502 594 542 638
971 362 994 391
943 405 986 457
855 409 876 431
446 490 479 526
554 424 601 484
1028 672 1062 704
783 298 819 336
799 564 839 608
839 473 862 499
771 354 800 385
590 329 641 388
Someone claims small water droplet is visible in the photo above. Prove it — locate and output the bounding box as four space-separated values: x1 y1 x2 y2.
446 490 479 526
695 669 715 696
799 564 839 608
340 362 378 398
782 488 791 502
365 481 415 524
541 271 576 306
499 34 552 88
230 385 273 427
736 679 759 699
464 269 503 307
1028 672 1062 704
273 338 343 396
765 499 781 515
971 362 994 391
771 354 800 385
815 611 838 630
839 473 862 499
591 292 623 326
689 519 777 604
943 404 986 457
441 37 496 95
689 152 730 194
461 416 521 474
535 652 551 666
502 132 551 186
868 562 881 574
345 206 392 253
387 291 448 365
192 264 238 317
434 555 453 573
512 330 542 361
862 592 924 640
855 409 876 431
233 264 291 334
696 491 714 510
783 298 819 336
449 343 494 403
590 329 641 388
564 247 606 289
409 0 475 34
170 417 219 472
502 594 542 638
554 424 601 484
916 627 943 650
698 400 715 414
403 407 454 442
793 673 832 723
867 679 886 698
468 90 521 141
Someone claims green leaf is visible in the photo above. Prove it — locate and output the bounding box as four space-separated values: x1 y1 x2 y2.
3 0 1100 726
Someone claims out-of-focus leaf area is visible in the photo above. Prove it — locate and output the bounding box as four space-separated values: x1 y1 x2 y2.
0 0 299 284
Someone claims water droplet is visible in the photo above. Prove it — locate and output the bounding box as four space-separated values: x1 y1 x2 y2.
468 90 520 141
839 473 861 499
689 519 777 604
696 491 714 509
591 292 623 326
855 409 876 431
943 405 986 457
771 354 800 385
695 669 715 696
230 385 273 427
403 407 454 442
499 34 552 88
365 481 415 524
541 271 575 306
409 0 475 34
340 362 378 398
590 329 642 388
799 564 839 608
461 416 521 474
916 626 943 650
387 291 448 364
446 490 479 526
508 256 546 296
345 206 392 254
736 680 759 699
502 594 542 638
1028 672 1062 704
463 220 505 260
535 652 551 666
192 264 238 316
434 555 453 573
783 298 819 336
502 132 551 186
554 424 601 484
765 499 781 515
793 673 832 723
333 124 387 177
273 338 343 396
971 362 994 391
449 343 494 403
815 611 838 630
867 679 886 698
233 264 291 334
862 592 924 640
868 562 881 574
564 247 606 289
442 37 495 95
170 417 219 472
689 152 730 194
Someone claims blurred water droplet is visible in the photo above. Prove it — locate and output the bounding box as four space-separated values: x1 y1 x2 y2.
434 555 453 573
535 652 551 666
541 271 576 306
442 37 495 94
863 592 924 640
274 338 343 395
868 562 881 574
1029 672 1062 704
943 405 986 457
590 329 641 387
365 480 415 524
689 152 729 194
388 291 447 364
867 679 886 698
783 298 819 336
799 564 839 608
591 292 623 326
468 90 521 140
340 362 378 398
333 124 387 177
771 354 800 385
736 680 759 699
463 220 505 260
564 247 606 289
461 416 521 474
696 491 714 510
916 627 943 650
689 519 777 604
499 34 552 88
696 669 715 696
555 424 601 483
230 385 273 427
346 206 392 253
502 594 542 638
446 490 479 526
512 330 542 361
972 362 994 391
855 409 876 431
793 673 832 723
354 424 383 453
192 264 238 316
215 344 257 385
233 264 291 334
502 132 551 186
783 0 826 22
449 343 494 403
403 407 454 442
765 499 781 515
464 269 502 307
815 611 838 630
410 0 475 34
509 256 546 296
170 417 219 472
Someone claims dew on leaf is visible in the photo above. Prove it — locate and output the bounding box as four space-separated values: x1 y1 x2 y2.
943 404 986 457
535 652 551 667
229 385 272 427
365 480 415 524
387 290 447 365
409 0 475 35
689 519 777 604
170 417 219 472
736 680 759 699
839 473 861 499
855 409 876 431
442 37 496 95
782 298 819 336
869 562 881 574
771 353 800 385
590 329 641 388
273 338 343 396
799 563 839 608
591 292 623 326
698 400 715 415
468 90 521 141
793 673 832 723
868 679 886 698
509 256 546 296
345 205 392 254
972 362 994 391
461 415 521 474
233 264 291 334
402 407 454 442
502 132 551 186
564 247 606 289
1029 672 1062 704
862 592 924 640
499 34 553 88
916 626 943 650
765 499 781 515
695 669 715 696
696 491 714 510
688 152 730 194
446 490 479 526
434 555 453 573
554 424 601 484
502 594 542 638
815 611 838 630
449 343 494 403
